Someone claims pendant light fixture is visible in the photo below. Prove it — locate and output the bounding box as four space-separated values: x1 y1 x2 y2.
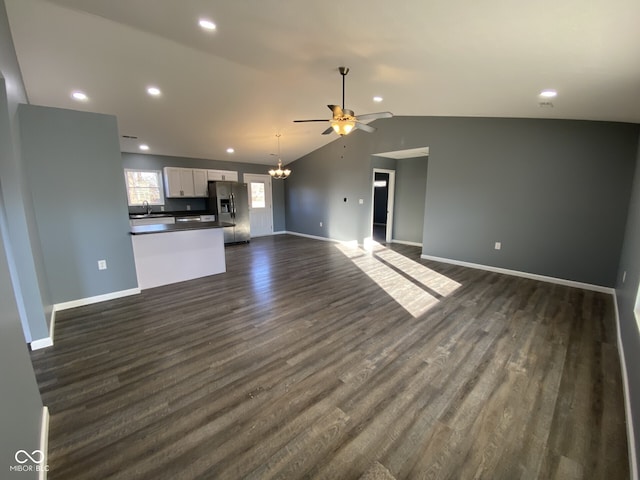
268 133 291 179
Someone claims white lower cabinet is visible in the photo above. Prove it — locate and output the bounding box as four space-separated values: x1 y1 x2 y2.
130 217 175 226
131 228 226 289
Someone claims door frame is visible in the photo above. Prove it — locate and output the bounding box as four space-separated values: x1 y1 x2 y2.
371 168 396 244
243 173 274 237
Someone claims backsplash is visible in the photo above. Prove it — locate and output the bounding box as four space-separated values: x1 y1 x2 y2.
128 197 208 215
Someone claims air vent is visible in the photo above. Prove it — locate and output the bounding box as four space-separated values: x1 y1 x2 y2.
121 135 138 139
538 101 554 108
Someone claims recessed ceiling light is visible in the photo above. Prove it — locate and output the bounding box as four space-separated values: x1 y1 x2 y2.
147 86 161 96
226 148 235 154
539 89 557 98
71 91 88 101
139 144 149 151
199 19 216 31
373 96 383 103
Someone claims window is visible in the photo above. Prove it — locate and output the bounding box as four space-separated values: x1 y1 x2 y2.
124 169 164 206
250 182 266 208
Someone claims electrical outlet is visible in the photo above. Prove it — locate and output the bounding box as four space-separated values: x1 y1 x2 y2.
186 204 191 211
160 206 165 211
319 222 323 227
359 198 364 205
494 242 501 250
98 259 107 270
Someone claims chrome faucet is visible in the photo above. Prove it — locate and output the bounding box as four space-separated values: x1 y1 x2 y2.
142 200 152 215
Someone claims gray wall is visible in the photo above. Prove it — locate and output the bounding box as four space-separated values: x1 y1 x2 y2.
421 117 637 286
0 1 45 476
0 1 50 343
123 152 286 232
615 132 640 471
286 116 639 287
19 105 138 304
394 156 428 244
0 182 43 479
286 133 375 241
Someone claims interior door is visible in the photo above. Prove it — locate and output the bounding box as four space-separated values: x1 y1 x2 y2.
371 168 395 244
243 174 273 237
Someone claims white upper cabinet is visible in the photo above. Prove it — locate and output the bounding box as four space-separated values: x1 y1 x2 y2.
192 169 209 197
164 167 236 198
164 167 195 198
207 169 238 182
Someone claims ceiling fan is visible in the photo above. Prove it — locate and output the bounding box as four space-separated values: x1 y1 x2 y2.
294 67 393 136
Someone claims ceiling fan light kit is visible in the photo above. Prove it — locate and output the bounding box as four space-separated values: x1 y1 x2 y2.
331 118 356 135
294 66 393 136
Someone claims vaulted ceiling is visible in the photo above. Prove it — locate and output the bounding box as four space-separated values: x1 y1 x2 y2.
6 0 640 165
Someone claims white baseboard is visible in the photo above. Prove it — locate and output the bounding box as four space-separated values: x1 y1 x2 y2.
285 231 425 249
284 231 340 243
32 289 140 350
282 235 611 293
272 231 287 235
613 296 639 480
30 337 53 350
49 307 56 340
420 254 614 294
39 406 49 480
391 239 422 247
29 309 55 350
54 287 140 311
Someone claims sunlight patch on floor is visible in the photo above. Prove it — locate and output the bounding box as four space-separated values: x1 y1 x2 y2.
373 246 461 296
336 242 461 318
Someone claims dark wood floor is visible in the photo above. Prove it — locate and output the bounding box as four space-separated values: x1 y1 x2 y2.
30 235 629 479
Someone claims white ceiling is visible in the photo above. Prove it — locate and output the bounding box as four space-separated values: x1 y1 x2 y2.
5 0 640 166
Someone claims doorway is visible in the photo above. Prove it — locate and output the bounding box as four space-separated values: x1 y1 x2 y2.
243 173 273 237
371 168 395 244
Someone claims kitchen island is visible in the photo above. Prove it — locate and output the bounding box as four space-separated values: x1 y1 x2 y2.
130 220 233 290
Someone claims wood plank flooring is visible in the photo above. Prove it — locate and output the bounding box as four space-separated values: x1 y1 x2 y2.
29 235 629 479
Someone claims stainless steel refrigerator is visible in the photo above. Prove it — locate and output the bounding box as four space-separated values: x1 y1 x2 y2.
208 181 250 244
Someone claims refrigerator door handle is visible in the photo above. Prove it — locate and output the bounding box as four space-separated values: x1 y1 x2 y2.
230 193 235 218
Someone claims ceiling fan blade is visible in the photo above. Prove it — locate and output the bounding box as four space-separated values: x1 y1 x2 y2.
355 111 393 122
293 119 329 123
328 105 343 117
355 122 376 133
321 126 334 135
